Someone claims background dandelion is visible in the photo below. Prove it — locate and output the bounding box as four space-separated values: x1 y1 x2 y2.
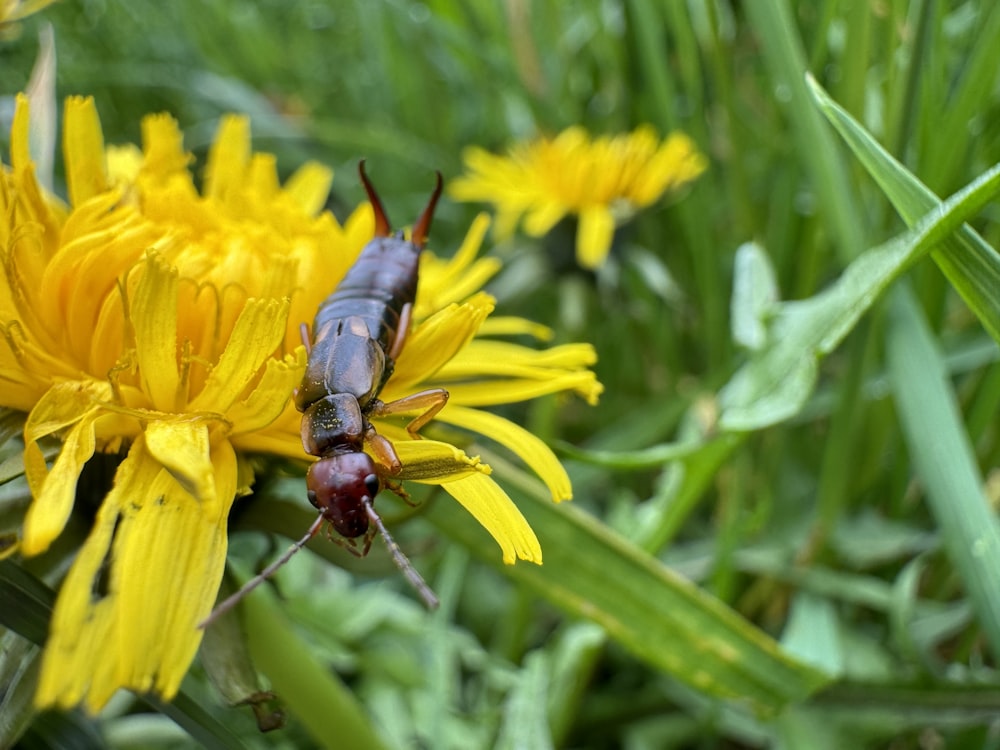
449 125 707 269
3 2 1000 749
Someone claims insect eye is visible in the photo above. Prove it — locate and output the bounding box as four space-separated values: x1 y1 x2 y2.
364 474 380 498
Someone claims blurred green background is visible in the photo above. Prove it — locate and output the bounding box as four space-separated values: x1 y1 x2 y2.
4 1 1000 748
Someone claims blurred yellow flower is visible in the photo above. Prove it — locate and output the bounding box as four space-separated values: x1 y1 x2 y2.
0 0 56 35
1 94 601 712
450 125 707 269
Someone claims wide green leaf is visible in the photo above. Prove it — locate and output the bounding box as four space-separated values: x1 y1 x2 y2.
424 475 830 717
720 159 1000 430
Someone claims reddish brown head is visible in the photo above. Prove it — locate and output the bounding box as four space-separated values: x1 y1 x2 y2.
306 452 381 538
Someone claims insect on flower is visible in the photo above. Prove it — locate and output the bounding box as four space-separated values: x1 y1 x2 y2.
6 96 600 711
202 162 446 625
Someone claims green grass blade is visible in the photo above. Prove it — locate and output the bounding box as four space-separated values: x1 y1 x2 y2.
0 559 55 646
141 693 249 750
720 159 1000 430
554 437 707 470
918 5 1000 191
242 567 391 750
743 0 865 263
886 285 1000 658
425 483 830 716
807 73 1000 343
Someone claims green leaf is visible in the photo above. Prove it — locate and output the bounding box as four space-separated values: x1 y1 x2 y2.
815 682 1000 736
781 593 843 678
731 242 780 352
886 285 1000 659
0 634 41 748
425 478 830 717
554 437 708 471
200 575 285 732
0 559 55 646
806 73 1000 343
140 692 249 750
241 562 391 750
720 159 1000 430
496 650 554 750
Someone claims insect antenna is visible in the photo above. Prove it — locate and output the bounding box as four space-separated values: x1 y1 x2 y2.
364 497 440 610
198 511 326 629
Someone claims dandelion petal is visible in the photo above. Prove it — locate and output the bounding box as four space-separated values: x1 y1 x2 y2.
187 297 289 413
393 438 489 481
441 473 542 564
144 420 213 502
436 405 572 502
36 436 237 711
387 292 494 393
228 347 308 435
63 96 108 207
21 381 110 555
284 161 334 216
132 253 180 412
576 207 616 269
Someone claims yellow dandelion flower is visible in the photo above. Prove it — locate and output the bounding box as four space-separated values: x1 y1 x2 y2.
2 94 601 712
0 0 56 34
449 125 707 269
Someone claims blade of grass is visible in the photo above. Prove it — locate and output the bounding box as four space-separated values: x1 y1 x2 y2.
555 437 708 470
886 284 1000 658
241 562 391 750
0 559 55 645
919 5 1000 191
626 0 679 126
807 73 1000 343
495 650 552 750
744 0 865 263
816 681 1000 731
626 0 731 366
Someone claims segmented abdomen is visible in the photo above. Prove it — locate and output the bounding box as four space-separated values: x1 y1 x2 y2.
296 234 420 411
314 235 419 349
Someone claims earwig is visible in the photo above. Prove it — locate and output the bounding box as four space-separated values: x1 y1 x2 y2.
200 163 447 628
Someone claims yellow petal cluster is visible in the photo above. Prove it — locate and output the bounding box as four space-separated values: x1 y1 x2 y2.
449 125 707 269
0 0 56 32
1 95 601 712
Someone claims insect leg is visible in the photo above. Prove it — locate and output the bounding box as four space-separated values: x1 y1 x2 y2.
366 428 403 474
325 531 365 558
387 303 412 362
299 322 312 354
361 523 375 556
371 388 450 437
381 475 413 505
